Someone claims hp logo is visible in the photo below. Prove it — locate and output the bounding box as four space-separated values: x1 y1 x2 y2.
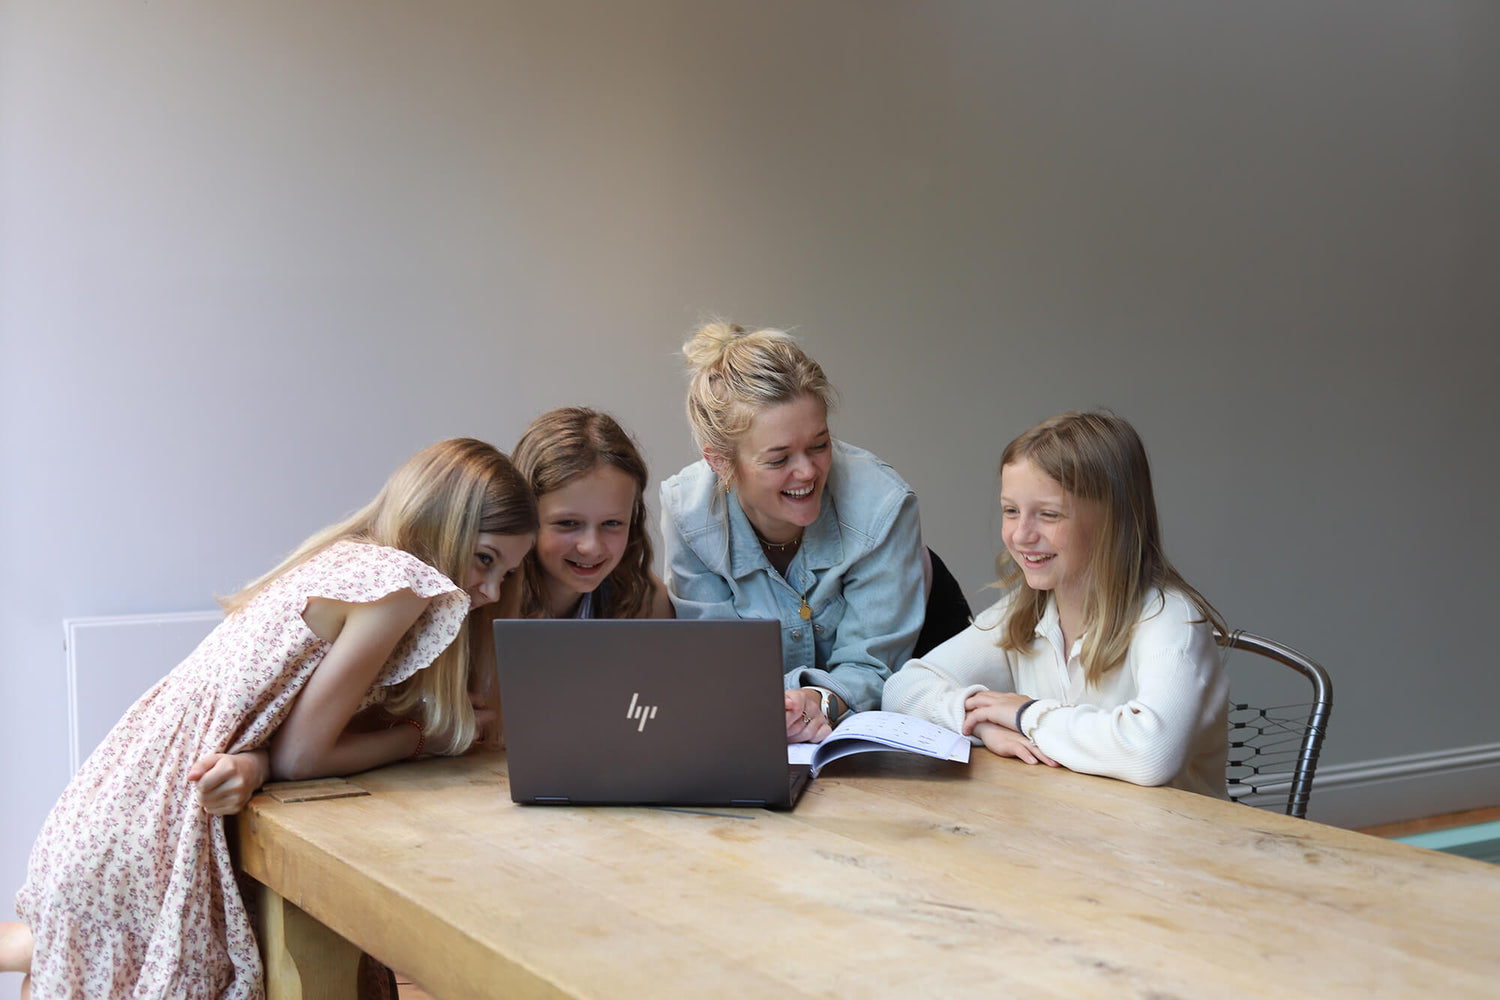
625 692 658 732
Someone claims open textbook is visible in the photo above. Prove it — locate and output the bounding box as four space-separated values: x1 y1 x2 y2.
787 711 971 777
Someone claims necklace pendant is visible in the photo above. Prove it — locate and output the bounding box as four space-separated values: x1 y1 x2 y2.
799 598 812 620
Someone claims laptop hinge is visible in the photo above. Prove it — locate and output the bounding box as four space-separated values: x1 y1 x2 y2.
533 796 571 804
730 799 766 807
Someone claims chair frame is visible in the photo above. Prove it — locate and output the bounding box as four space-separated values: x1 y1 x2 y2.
913 548 972 658
1218 629 1333 819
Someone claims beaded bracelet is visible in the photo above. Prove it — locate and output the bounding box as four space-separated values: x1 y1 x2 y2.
389 718 426 760
1013 698 1039 737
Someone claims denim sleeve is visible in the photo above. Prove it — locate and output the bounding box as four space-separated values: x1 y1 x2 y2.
790 491 925 713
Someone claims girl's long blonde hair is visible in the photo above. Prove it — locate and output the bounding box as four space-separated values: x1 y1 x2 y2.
995 411 1225 686
511 407 655 619
221 438 537 754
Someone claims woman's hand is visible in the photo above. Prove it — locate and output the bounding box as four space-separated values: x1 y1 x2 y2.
785 688 832 744
969 722 1059 766
187 750 270 815
961 689 1035 735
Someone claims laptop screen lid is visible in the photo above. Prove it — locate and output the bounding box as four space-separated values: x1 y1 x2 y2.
493 618 804 807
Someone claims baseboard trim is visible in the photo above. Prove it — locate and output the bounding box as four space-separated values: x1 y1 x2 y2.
1305 742 1500 828
1315 742 1500 788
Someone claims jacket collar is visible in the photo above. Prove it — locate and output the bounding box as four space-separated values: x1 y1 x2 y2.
725 488 844 580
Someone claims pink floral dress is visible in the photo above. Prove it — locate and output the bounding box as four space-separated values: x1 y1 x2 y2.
15 541 470 999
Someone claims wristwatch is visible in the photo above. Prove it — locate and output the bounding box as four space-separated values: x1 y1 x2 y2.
812 686 843 725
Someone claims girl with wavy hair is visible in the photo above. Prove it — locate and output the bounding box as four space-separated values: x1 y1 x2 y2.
500 407 672 620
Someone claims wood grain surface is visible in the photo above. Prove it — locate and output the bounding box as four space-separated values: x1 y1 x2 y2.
237 747 1500 999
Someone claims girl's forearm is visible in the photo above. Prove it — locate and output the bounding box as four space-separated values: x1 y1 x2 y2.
268 724 420 782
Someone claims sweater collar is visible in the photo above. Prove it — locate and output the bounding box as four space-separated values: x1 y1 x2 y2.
1034 595 1090 662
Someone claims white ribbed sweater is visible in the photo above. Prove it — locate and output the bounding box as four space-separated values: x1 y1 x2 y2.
882 588 1229 797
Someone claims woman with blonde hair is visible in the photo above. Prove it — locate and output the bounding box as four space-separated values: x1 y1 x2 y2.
3 438 537 999
500 406 672 619
661 322 926 743
883 412 1230 796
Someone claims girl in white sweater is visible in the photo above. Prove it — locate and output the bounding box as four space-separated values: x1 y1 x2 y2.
882 411 1230 796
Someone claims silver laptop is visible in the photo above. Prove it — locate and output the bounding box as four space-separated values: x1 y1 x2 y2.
492 618 811 808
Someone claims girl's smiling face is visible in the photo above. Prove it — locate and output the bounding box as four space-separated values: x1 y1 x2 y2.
999 457 1097 614
534 463 637 608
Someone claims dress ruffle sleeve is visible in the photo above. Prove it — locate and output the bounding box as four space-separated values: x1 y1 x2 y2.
299 541 470 688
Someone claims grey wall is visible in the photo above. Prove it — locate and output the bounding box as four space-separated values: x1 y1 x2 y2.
3 1 1497 900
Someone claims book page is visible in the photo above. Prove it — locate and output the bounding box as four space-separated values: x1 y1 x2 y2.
786 711 970 770
787 742 820 766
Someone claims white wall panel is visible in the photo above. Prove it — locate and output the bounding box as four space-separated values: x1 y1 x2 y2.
62 612 221 773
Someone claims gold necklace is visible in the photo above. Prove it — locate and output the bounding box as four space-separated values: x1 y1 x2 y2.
755 531 812 618
757 531 803 553
792 558 813 620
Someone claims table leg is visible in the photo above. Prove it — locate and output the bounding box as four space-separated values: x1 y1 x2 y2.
257 882 363 1000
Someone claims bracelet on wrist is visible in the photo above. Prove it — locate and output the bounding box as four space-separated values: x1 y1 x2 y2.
388 717 425 760
1014 698 1039 736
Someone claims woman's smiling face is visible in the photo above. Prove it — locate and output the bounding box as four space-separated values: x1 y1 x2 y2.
725 394 832 544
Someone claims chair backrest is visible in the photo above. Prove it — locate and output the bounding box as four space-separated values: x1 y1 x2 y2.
913 548 973 658
1218 630 1333 819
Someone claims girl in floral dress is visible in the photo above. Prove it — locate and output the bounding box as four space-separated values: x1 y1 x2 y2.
1 437 537 1000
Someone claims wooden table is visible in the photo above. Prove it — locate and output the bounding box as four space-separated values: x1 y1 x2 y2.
235 748 1500 999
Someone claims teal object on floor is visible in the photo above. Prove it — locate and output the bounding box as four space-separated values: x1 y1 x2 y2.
1397 820 1500 865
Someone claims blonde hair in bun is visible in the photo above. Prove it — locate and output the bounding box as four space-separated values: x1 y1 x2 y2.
682 321 838 478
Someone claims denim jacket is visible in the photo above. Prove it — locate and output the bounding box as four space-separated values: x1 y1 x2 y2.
659 440 925 713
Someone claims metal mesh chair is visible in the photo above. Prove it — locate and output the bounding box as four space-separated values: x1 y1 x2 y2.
1219 630 1333 819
